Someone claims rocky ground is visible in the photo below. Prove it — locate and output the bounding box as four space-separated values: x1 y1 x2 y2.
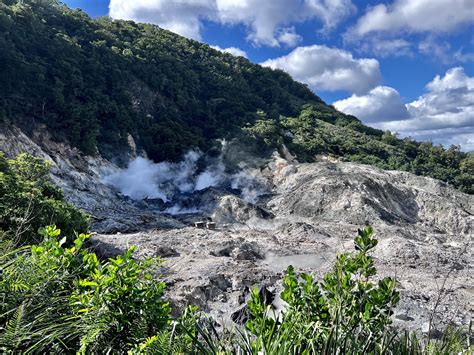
88 161 473 335
1 124 473 335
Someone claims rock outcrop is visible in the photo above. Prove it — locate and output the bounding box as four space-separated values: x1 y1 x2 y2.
0 125 183 232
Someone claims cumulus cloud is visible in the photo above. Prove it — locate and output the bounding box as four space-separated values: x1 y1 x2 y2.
277 27 302 48
221 0 356 46
345 0 474 60
335 67 474 150
333 86 409 123
351 0 474 36
261 45 382 94
418 36 474 65
109 0 213 40
210 45 247 58
392 67 474 132
109 0 355 46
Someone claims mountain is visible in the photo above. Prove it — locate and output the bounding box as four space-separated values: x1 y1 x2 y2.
0 0 321 160
0 0 472 193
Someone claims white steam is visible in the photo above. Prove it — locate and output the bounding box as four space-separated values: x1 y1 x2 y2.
231 170 268 204
163 205 202 215
102 157 169 201
103 150 224 201
103 147 269 209
195 162 225 191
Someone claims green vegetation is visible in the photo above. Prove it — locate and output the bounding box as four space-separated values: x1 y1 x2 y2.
0 225 170 353
0 158 470 353
185 227 470 354
0 152 88 245
0 0 472 347
242 226 400 353
245 105 474 193
0 0 319 160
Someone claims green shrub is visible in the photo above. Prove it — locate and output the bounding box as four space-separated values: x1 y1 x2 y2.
0 225 170 353
1 224 471 353
243 226 399 354
72 245 170 352
0 153 89 245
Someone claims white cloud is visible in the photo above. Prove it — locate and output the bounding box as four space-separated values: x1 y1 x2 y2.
109 0 355 46
418 36 474 64
345 0 474 61
261 45 382 94
352 0 474 36
363 38 412 58
407 127 474 151
334 67 474 150
277 27 302 48
394 67 474 132
215 0 300 47
210 45 248 58
304 0 357 34
333 86 409 123
109 0 214 40
350 34 473 63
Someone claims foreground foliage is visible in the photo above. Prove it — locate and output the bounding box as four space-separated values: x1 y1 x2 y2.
0 225 170 353
0 153 471 353
179 227 471 354
243 226 399 354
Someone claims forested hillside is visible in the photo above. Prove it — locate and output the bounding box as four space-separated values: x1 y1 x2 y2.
0 0 322 159
0 0 472 193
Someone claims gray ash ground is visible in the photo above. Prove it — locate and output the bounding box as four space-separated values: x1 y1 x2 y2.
89 159 473 336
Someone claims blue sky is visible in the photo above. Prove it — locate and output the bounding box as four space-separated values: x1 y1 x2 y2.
64 0 474 150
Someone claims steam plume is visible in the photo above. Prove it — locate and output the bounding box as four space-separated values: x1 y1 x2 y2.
103 145 269 211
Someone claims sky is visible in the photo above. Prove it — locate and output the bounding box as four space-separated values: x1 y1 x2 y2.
64 0 474 151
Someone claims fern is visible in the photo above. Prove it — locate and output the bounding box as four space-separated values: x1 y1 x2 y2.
130 331 191 355
0 226 171 352
0 302 30 351
78 313 115 354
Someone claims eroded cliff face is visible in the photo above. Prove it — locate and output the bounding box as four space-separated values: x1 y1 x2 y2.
0 125 183 232
1 125 472 335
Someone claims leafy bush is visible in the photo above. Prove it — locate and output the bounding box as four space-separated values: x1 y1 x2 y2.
1 223 472 353
0 225 170 353
242 226 399 353
72 245 170 352
0 152 89 245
